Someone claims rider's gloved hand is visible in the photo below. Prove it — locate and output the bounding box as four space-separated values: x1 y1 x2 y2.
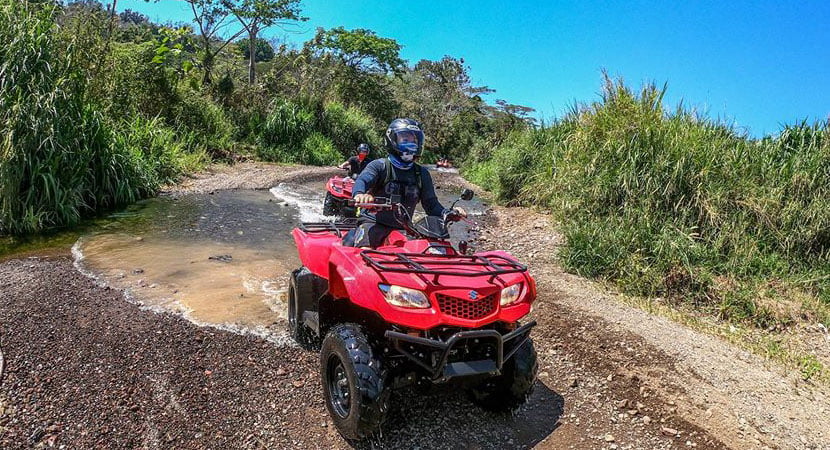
354 193 374 204
443 207 468 222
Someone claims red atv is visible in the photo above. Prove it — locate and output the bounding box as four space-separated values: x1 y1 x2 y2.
323 172 356 217
436 157 453 169
288 189 538 440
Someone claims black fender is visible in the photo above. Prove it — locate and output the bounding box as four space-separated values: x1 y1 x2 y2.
291 267 329 336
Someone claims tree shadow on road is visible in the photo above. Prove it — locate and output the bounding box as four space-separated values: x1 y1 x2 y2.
353 381 564 449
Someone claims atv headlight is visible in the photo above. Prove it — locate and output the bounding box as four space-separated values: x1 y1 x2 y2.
500 283 522 306
379 284 430 309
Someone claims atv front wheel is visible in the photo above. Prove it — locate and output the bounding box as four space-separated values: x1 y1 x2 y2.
321 324 389 440
468 337 538 411
323 191 339 216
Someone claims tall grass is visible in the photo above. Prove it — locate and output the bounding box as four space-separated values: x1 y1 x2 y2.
319 101 380 154
466 76 830 328
172 92 235 158
1 1 110 233
258 99 316 152
0 2 204 235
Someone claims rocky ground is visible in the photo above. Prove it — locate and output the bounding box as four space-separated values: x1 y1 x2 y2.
163 162 341 197
0 163 828 449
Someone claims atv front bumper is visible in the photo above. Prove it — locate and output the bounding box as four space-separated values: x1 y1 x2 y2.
385 321 536 382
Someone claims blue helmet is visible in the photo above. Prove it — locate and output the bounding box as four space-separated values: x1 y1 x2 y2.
385 118 424 164
357 143 369 154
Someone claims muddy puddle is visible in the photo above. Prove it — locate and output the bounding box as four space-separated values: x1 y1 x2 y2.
73 189 298 343
72 176 483 343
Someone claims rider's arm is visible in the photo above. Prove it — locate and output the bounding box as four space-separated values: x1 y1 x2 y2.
419 170 450 217
352 159 384 196
338 159 350 170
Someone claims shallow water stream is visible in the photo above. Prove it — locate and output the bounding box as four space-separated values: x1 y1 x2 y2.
68 177 482 342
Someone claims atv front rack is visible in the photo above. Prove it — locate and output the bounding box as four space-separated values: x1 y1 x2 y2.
361 249 527 281
385 321 536 381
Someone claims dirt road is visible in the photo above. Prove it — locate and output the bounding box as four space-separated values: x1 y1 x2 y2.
0 164 827 449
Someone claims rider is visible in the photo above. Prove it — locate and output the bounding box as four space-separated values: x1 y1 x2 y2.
348 119 467 248
338 143 372 178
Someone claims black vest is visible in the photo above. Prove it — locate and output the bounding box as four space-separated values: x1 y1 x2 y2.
367 158 423 227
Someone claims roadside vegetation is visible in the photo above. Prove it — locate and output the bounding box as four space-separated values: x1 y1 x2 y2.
466 75 830 357
6 1 826 380
0 0 532 235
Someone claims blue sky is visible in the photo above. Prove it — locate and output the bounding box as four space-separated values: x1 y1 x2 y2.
117 0 830 137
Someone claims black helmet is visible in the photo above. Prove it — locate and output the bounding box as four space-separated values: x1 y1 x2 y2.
357 143 369 154
384 118 424 162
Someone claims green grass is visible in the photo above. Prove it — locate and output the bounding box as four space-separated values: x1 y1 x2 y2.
0 2 206 235
466 74 830 330
800 354 824 381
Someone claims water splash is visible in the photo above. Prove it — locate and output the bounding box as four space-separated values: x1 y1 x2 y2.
269 183 331 222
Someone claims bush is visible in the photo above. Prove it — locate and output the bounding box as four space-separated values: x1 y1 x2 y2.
469 75 830 326
107 41 178 121
256 98 381 163
301 132 342 166
172 91 234 157
258 99 315 152
112 117 208 187
319 101 381 155
107 43 234 158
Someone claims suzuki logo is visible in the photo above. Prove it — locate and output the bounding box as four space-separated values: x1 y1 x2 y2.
469 290 478 300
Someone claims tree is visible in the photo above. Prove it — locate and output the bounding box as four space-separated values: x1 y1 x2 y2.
306 27 405 120
184 0 246 85
119 8 149 25
115 7 159 43
222 0 305 84
494 99 535 121
397 57 493 155
237 36 274 62
310 26 404 73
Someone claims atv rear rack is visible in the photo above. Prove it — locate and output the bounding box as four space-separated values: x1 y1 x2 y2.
300 220 358 237
361 249 527 281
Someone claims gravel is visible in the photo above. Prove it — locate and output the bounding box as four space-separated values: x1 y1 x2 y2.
3 165 822 448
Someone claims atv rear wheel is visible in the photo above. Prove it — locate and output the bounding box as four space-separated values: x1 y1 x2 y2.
288 267 325 350
323 191 339 216
321 324 389 440
468 337 538 411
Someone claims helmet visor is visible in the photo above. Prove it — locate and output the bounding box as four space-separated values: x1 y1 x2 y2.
395 130 420 145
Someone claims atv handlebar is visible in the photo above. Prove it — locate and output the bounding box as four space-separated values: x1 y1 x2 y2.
349 198 463 217
347 191 475 241
347 197 395 210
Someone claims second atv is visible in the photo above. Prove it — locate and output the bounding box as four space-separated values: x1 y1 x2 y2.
322 172 356 217
288 189 538 440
